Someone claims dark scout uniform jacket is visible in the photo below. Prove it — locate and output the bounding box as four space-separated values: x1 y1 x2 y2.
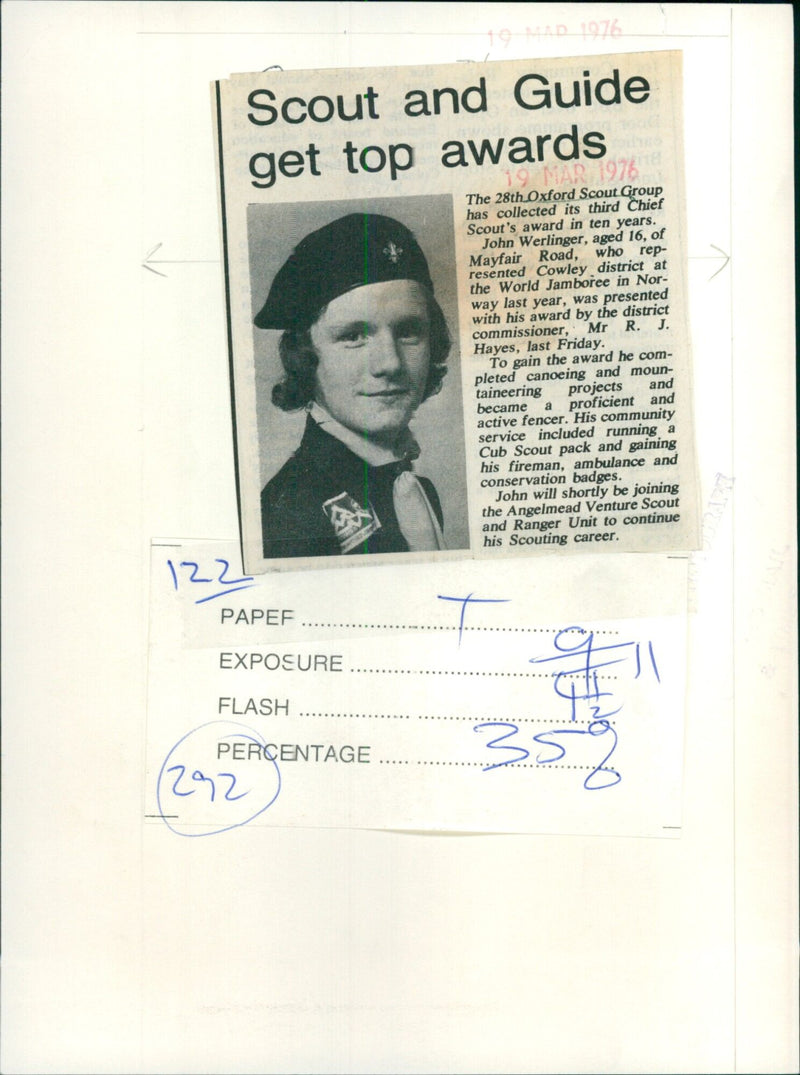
261 417 443 559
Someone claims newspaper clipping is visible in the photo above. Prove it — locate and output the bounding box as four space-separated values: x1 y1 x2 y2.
214 52 698 573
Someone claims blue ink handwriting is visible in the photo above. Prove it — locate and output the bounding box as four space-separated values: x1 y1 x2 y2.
472 628 661 790
529 627 659 720
473 721 530 770
473 719 620 789
156 721 280 837
531 721 620 789
167 558 255 604
166 765 249 803
437 592 510 645
531 627 660 788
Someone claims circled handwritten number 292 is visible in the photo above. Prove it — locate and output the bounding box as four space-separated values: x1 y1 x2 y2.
167 764 249 803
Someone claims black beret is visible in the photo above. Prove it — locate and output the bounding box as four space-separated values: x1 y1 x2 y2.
254 213 435 330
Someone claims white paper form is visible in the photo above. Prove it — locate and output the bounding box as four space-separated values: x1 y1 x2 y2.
2 4 796 1074
146 540 687 837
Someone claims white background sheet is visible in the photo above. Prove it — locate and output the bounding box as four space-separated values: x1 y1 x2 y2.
2 3 796 1072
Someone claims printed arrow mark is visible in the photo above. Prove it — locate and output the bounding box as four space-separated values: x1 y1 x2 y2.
142 242 730 282
142 242 219 278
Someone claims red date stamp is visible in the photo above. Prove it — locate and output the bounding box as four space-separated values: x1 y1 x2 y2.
499 159 639 190
488 20 622 48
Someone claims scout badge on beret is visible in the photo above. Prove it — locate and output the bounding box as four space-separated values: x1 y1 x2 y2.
254 213 434 330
